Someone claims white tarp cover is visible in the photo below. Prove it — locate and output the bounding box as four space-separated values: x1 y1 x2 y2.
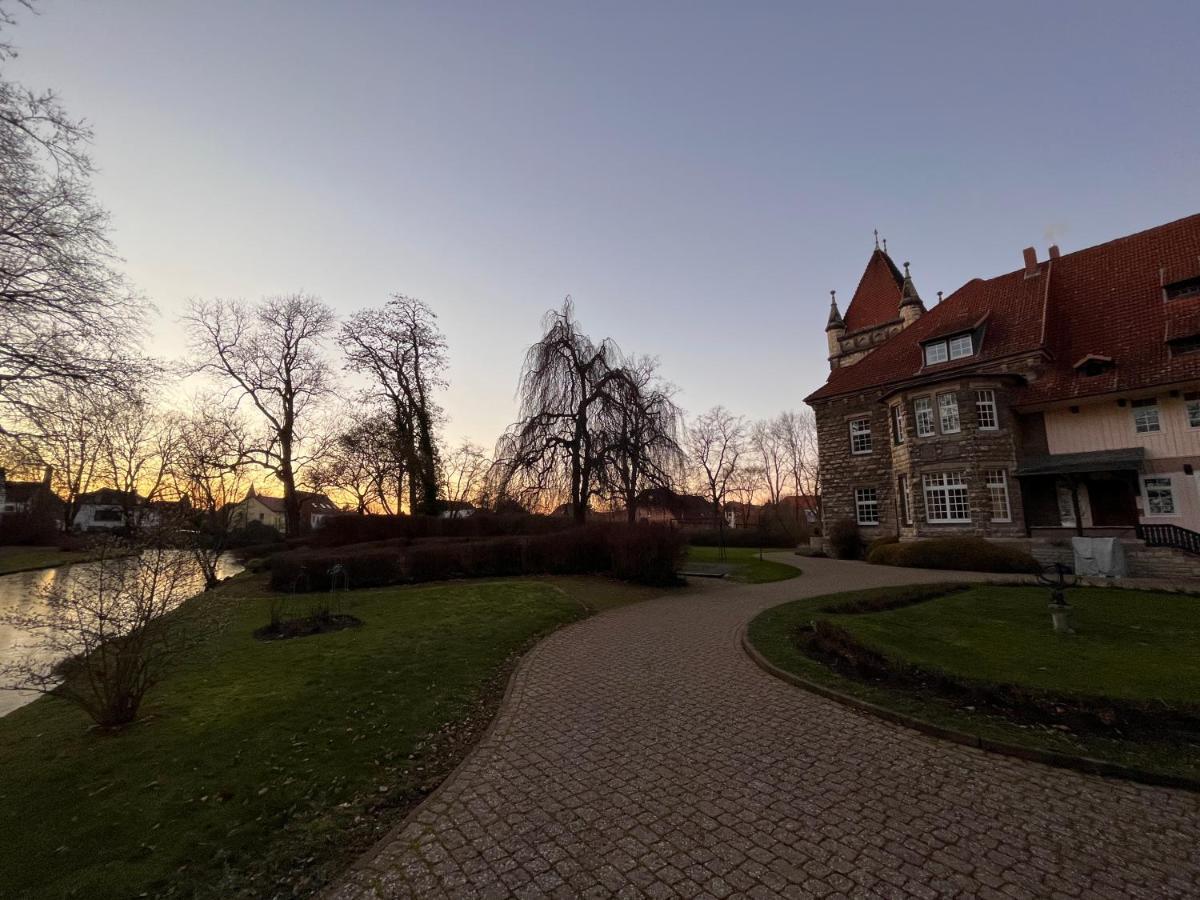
1072 536 1127 578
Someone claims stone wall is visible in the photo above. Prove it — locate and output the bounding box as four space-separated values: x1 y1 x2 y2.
1027 538 1200 579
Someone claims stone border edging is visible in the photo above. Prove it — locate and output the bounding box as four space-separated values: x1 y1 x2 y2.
738 626 1200 795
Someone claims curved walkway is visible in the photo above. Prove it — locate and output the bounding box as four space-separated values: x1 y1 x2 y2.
330 557 1200 899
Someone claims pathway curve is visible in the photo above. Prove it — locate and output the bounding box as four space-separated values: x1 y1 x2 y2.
329 556 1200 899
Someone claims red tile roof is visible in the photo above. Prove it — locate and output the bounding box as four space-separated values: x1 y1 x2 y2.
807 213 1200 406
842 248 906 333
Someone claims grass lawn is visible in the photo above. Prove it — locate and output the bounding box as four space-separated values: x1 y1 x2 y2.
748 585 1200 780
0 546 94 575
685 545 800 584
0 572 663 899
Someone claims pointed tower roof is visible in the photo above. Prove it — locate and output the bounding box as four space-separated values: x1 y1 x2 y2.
825 290 844 331
842 247 906 332
899 261 924 310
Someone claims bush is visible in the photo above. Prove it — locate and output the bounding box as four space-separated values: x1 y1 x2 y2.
688 527 797 549
268 547 404 592
314 512 570 547
226 521 284 548
269 523 684 591
827 518 863 560
868 537 1040 574
0 508 59 545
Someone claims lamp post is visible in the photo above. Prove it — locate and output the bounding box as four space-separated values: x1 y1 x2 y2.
1036 562 1078 634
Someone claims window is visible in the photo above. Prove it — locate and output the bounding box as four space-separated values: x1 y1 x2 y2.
855 487 880 525
849 417 872 454
985 469 1011 522
923 341 948 366
949 334 973 360
923 472 971 523
1171 335 1200 356
1143 476 1176 516
898 474 913 526
891 404 906 445
93 508 122 523
1187 394 1200 428
1057 484 1077 526
1132 398 1161 434
1165 276 1200 301
914 397 934 437
975 390 998 430
938 392 961 434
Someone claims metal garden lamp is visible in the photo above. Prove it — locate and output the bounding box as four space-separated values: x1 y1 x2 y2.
1036 562 1078 634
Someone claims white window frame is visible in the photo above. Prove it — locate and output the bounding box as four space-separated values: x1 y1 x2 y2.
922 472 971 523
1132 398 1161 434
924 341 948 366
937 392 961 434
1142 475 1177 517
975 390 999 430
849 417 872 455
948 334 973 360
914 396 934 437
1186 397 1200 429
891 403 906 445
898 474 913 526
855 487 880 525
985 469 1011 522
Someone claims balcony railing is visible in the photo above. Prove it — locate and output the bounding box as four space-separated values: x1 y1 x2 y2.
1136 522 1200 556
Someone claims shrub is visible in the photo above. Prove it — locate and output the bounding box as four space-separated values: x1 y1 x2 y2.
818 583 966 615
866 534 899 557
268 547 404 592
226 521 284 548
827 518 863 560
868 537 1040 574
0 508 59 545
270 523 683 591
688 527 796 549
314 512 570 547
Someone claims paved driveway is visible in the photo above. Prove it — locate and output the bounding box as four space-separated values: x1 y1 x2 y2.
329 556 1200 899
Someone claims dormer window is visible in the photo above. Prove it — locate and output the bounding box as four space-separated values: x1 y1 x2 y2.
1073 354 1115 377
1165 276 1200 302
923 332 974 366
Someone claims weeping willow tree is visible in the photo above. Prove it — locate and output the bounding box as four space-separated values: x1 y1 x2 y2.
605 356 684 523
496 299 629 522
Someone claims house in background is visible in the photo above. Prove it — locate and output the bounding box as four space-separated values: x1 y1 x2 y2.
440 500 477 519
0 467 62 534
73 489 186 532
229 486 339 532
806 214 1200 575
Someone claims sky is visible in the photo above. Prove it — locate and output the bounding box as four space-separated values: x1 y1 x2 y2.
7 1 1200 448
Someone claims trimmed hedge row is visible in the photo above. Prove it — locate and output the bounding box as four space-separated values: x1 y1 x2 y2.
687 528 798 549
269 523 685 591
868 537 1040 574
313 512 572 547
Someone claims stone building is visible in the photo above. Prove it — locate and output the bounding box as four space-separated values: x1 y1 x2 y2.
805 214 1200 561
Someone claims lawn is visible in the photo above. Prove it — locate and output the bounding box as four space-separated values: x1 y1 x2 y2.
0 546 94 575
748 585 1200 780
0 573 656 899
684 545 800 583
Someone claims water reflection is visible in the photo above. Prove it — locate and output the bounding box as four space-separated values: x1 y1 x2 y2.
0 552 244 717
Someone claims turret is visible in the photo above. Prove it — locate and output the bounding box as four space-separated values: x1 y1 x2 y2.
826 290 845 366
898 261 925 327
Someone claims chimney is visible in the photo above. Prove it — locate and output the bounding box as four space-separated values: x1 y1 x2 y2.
41 465 52 487
1023 246 1039 277
1048 244 1061 260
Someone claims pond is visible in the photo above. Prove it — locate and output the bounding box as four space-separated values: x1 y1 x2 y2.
0 552 244 717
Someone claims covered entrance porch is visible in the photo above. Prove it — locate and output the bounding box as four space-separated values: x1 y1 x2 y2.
1016 448 1144 538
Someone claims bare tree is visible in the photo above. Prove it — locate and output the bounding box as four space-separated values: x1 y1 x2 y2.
100 390 180 530
752 418 788 530
606 357 684 523
340 295 447 515
440 439 491 510
304 410 408 515
170 403 249 589
727 464 765 529
686 406 745 555
776 409 821 523
0 537 205 728
15 383 111 529
185 294 336 536
0 4 147 432
497 298 628 522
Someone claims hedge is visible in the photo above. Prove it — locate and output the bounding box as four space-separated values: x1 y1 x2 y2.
313 512 571 547
268 523 685 591
868 537 1040 574
688 527 798 549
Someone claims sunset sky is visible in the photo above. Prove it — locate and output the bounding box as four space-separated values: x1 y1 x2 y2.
9 1 1200 447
